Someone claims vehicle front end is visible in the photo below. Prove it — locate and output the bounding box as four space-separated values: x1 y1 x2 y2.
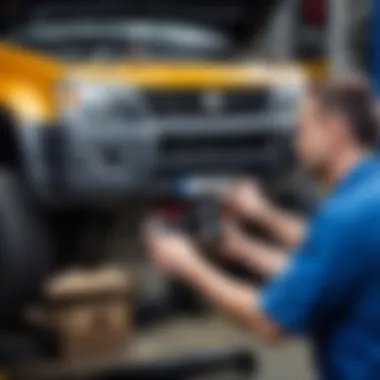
4 0 315 210
18 62 306 208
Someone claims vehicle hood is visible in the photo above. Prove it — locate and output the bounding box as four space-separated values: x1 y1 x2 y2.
31 0 282 45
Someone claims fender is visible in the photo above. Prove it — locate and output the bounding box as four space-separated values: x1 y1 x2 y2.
0 44 66 198
0 43 65 124
0 106 53 201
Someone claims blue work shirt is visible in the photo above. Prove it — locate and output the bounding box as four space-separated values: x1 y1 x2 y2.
261 154 380 380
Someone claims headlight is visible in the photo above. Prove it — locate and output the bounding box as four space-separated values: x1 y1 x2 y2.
58 78 147 125
269 83 306 112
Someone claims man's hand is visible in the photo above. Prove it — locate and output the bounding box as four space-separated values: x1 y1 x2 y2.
219 216 288 277
219 216 248 260
221 180 272 223
143 220 284 344
143 222 204 279
222 180 306 247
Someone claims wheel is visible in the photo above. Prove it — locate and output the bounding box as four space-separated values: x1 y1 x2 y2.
0 170 52 320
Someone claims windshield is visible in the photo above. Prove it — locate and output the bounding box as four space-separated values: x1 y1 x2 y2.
8 19 234 61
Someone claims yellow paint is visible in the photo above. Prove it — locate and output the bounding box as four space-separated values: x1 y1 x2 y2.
69 61 306 88
0 43 64 123
0 42 311 125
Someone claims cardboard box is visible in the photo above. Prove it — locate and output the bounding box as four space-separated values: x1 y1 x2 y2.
37 266 133 362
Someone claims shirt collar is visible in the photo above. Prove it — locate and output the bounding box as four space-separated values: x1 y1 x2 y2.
332 152 380 196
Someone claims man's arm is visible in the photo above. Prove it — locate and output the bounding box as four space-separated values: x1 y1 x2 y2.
220 218 288 278
177 208 365 342
144 226 284 343
185 257 283 343
222 181 306 247
254 205 306 248
146 207 368 343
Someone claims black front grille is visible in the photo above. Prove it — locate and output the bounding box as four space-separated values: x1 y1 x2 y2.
157 133 274 177
145 89 269 117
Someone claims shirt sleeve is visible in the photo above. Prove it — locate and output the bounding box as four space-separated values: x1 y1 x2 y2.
260 210 369 334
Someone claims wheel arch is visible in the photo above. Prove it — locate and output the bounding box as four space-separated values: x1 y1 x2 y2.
0 108 23 173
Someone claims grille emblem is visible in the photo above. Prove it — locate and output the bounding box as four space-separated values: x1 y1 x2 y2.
202 90 224 113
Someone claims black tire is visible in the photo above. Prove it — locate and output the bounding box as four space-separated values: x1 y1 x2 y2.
0 170 52 320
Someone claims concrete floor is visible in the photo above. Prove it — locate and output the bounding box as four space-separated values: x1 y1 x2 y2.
18 233 314 380
113 238 315 380
122 250 314 380
130 313 314 380
18 312 313 380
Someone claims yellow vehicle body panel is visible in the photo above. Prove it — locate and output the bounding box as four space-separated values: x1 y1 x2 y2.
0 43 64 122
0 43 307 124
70 61 305 88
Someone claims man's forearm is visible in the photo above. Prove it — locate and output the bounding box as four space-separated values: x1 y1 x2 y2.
181 257 283 343
233 237 288 277
256 206 306 248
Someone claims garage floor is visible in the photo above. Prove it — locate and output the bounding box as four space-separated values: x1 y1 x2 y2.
130 313 313 380
18 312 313 380
17 237 314 380
121 248 314 380
111 239 315 380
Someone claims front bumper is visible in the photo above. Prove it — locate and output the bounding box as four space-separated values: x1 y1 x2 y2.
20 112 295 205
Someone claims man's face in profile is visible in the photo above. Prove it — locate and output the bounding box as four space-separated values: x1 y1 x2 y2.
294 94 337 177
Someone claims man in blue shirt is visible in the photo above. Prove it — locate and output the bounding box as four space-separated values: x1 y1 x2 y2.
144 74 380 380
